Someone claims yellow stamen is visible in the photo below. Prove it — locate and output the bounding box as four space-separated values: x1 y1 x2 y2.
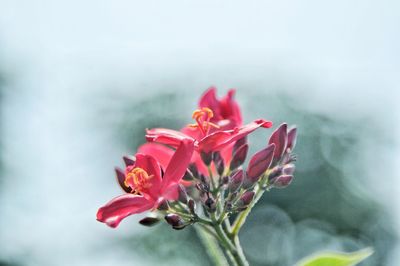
188 107 217 136
125 167 154 193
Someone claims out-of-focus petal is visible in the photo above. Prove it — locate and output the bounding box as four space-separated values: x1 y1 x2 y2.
97 194 154 228
138 143 174 170
219 89 242 126
146 128 193 148
199 86 222 119
161 139 195 197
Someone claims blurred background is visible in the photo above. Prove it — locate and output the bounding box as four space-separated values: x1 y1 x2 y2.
0 1 399 265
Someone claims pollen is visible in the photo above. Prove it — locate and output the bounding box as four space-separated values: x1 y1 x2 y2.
188 107 220 136
125 167 153 193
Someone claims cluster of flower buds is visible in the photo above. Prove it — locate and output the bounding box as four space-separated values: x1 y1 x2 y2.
96 87 297 233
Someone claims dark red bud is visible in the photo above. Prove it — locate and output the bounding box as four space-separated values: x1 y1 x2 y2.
201 151 213 166
157 200 169 211
272 175 293 188
115 167 131 193
204 198 216 212
177 184 188 204
213 151 225 175
188 163 199 178
237 191 255 207
221 175 230 185
246 144 275 183
183 170 194 181
165 214 185 230
268 123 288 162
230 144 249 170
139 217 160 227
228 170 244 192
283 164 295 175
286 127 297 151
188 199 196 214
233 137 247 154
123 156 135 166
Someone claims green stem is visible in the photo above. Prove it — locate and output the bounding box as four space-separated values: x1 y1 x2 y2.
195 225 230 266
231 184 264 237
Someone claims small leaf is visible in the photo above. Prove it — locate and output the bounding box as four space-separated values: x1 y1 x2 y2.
295 248 373 266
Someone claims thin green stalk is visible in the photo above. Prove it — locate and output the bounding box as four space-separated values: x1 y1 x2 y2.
195 225 230 266
231 184 264 237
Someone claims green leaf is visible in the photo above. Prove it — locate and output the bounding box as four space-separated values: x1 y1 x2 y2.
295 248 373 266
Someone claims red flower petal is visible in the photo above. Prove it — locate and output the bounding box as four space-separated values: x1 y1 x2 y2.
134 154 163 200
96 194 154 228
219 89 242 126
146 128 193 148
161 139 195 199
199 86 221 119
138 143 174 170
199 119 273 153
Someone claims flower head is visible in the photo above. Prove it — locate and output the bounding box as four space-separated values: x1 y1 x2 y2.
141 87 272 175
97 139 194 228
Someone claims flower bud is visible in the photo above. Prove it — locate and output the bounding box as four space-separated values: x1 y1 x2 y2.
221 175 230 185
286 127 297 151
271 175 293 188
139 217 160 227
157 200 169 211
123 156 135 166
228 170 244 192
188 199 196 214
230 144 249 170
200 151 213 166
188 163 199 179
165 214 186 230
268 123 288 162
115 167 131 193
236 191 255 208
233 137 247 154
204 197 216 212
183 170 194 181
177 184 188 204
246 144 275 183
268 166 282 183
212 151 225 175
283 164 295 175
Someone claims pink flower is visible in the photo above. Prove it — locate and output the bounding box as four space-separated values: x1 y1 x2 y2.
139 87 272 174
97 139 194 228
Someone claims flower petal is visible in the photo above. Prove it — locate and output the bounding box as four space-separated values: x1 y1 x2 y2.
97 194 154 228
146 128 194 148
199 119 273 153
161 139 195 198
138 143 174 170
219 89 242 126
199 86 222 119
134 154 163 200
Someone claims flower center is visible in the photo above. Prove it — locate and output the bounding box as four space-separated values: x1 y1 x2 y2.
124 167 153 193
188 107 220 136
